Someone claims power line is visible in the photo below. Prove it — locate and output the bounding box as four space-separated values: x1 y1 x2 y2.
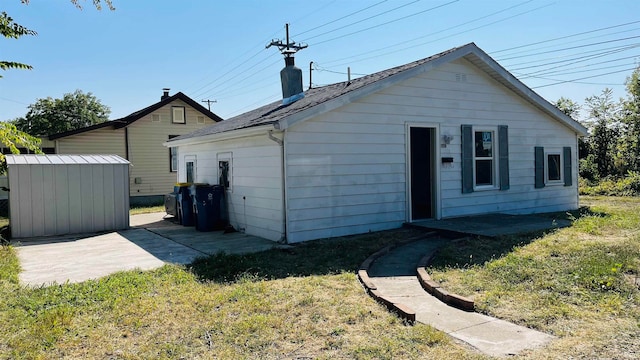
532 67 637 88
497 35 640 62
300 0 422 42
293 0 389 37
320 0 533 66
509 44 640 73
311 0 460 47
493 26 640 60
516 55 639 78
492 19 640 54
322 1 553 70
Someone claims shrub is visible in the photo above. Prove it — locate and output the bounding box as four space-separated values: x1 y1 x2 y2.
579 171 640 196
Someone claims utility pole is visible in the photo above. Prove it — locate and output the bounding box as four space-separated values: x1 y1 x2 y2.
266 23 308 57
201 99 217 111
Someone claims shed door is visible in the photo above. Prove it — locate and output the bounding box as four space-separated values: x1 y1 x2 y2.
410 127 435 220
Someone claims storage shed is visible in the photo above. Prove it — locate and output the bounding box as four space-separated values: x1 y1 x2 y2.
6 154 130 238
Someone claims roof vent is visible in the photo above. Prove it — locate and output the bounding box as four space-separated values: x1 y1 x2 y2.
161 88 170 100
267 24 308 105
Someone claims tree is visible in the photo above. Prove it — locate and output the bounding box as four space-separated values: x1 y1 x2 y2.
0 12 37 77
0 1 114 171
619 66 640 173
13 90 111 135
1 1 114 77
0 123 42 173
584 88 622 178
555 97 581 118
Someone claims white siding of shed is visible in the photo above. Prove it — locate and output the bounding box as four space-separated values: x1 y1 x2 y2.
8 158 129 238
285 58 579 242
177 132 284 242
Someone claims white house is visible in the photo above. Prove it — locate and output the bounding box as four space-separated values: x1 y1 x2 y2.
166 43 588 243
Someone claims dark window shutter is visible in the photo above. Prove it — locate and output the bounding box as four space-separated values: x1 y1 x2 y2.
461 125 473 193
498 125 509 190
563 146 572 186
535 146 545 189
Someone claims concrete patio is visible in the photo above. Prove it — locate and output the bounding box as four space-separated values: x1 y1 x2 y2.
409 212 572 237
13 212 282 286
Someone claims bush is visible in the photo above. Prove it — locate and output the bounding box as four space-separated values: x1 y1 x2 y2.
579 171 640 196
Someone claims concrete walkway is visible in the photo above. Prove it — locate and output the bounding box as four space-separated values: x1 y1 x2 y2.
368 238 554 358
14 212 281 286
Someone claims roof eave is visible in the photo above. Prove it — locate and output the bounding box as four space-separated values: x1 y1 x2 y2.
164 124 276 147
277 43 587 136
276 44 478 131
461 50 588 136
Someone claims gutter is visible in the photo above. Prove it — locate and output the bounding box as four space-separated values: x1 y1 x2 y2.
267 130 287 244
163 125 275 148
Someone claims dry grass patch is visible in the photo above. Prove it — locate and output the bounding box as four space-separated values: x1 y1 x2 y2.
0 228 484 359
428 196 640 359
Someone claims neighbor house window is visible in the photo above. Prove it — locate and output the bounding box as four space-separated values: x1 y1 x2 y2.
169 135 179 172
172 106 186 124
546 153 562 183
474 130 496 187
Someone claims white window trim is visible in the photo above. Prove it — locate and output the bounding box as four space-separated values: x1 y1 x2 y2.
168 135 179 172
172 106 186 124
544 150 564 185
170 147 178 172
184 155 196 184
217 152 232 191
473 127 499 191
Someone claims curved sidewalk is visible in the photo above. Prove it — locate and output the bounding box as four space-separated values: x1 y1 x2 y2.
365 238 554 358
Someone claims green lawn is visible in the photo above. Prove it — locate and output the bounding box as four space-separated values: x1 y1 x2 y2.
1 196 639 359
428 196 640 359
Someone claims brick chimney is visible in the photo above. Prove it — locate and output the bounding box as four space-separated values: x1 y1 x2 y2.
161 88 170 100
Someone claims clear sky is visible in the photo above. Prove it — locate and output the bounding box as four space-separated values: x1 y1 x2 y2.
2 0 639 122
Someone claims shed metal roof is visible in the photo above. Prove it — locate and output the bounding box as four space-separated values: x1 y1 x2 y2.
5 154 130 165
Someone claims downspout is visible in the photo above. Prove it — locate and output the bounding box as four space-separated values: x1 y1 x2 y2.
268 129 287 244
124 128 130 160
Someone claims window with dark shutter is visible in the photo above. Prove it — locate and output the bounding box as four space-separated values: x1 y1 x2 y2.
535 147 545 188
563 147 572 186
498 125 509 191
461 125 473 193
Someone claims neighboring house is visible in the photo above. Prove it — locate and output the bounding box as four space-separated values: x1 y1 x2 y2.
48 90 222 205
166 43 588 243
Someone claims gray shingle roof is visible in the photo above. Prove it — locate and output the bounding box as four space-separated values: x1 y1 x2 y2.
171 44 466 142
170 42 587 143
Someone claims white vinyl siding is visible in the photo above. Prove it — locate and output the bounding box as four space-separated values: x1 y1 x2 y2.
177 133 283 242
285 113 407 243
127 100 215 198
54 100 216 198
403 59 579 217
56 127 126 158
286 57 579 242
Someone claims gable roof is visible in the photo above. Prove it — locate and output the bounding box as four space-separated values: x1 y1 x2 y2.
49 92 223 140
169 43 587 145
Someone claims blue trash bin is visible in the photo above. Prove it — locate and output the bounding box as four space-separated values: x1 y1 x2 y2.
193 184 224 232
176 184 194 226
